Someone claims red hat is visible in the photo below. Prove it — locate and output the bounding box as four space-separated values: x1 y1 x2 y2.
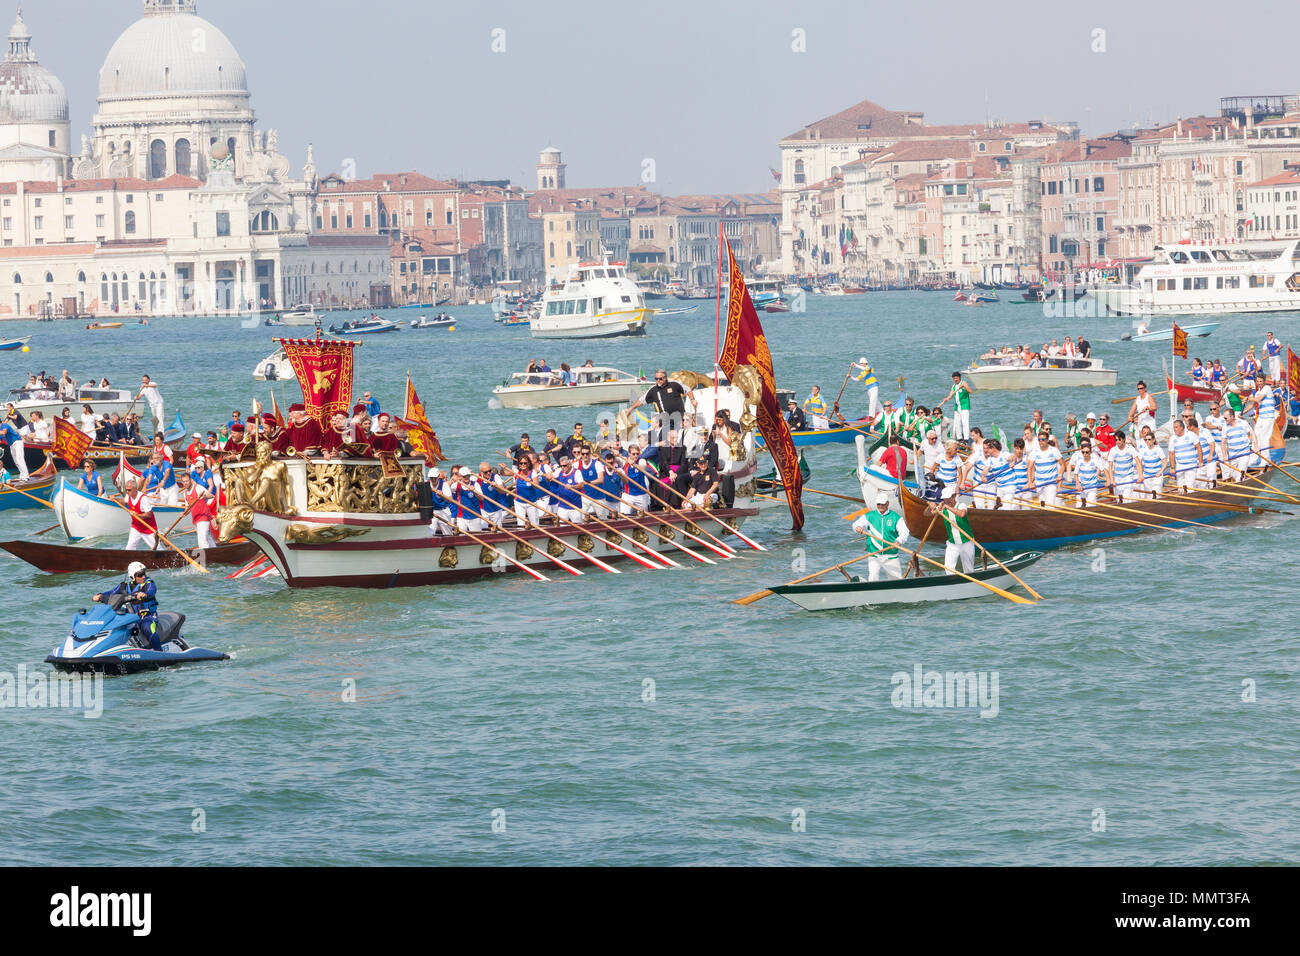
352 404 367 414
231 422 246 432
289 402 305 413
262 413 276 424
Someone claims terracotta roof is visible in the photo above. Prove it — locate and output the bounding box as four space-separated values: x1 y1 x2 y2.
782 97 926 142
1247 167 1300 188
0 175 201 193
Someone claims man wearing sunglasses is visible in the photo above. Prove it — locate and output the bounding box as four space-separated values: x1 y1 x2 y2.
1127 380 1157 434
628 369 696 445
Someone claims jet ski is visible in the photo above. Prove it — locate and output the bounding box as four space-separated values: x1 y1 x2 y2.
46 592 229 675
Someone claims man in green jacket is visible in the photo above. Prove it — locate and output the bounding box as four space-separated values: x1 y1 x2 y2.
852 492 912 581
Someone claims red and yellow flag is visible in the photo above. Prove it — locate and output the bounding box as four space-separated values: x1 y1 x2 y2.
277 336 357 427
718 238 804 529
399 375 446 464
270 390 286 432
1288 346 1300 398
1172 322 1188 359
51 415 93 469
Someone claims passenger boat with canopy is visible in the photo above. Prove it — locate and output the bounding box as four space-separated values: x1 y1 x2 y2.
531 258 652 339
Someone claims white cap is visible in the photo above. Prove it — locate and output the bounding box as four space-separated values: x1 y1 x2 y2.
459 467 472 476
428 467 442 478
858 356 868 365
875 492 890 505
1086 412 1097 420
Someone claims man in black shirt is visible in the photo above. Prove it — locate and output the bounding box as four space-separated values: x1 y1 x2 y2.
628 369 696 443
685 457 720 510
510 433 533 461
561 422 590 459
541 428 563 461
1076 335 1091 359
786 399 808 431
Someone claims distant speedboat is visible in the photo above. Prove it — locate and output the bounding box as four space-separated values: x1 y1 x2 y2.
0 335 30 351
1124 322 1219 343
279 306 320 326
329 317 401 335
410 314 455 329
253 346 296 382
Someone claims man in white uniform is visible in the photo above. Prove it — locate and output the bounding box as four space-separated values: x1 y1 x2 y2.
137 374 164 432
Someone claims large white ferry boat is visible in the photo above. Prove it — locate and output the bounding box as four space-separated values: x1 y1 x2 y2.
531 258 652 339
1091 239 1300 317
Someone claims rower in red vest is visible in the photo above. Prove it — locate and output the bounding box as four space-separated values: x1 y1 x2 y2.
274 402 323 455
152 432 173 464
367 413 401 454
120 477 158 550
176 469 216 548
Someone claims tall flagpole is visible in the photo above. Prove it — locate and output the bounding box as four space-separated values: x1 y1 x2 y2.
714 222 724 419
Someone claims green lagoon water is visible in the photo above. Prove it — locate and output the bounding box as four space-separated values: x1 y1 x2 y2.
2 294 1298 865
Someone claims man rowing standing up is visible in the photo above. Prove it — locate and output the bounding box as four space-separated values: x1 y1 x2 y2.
119 477 157 550
850 357 881 417
1025 431 1063 507
1265 332 1283 381
925 493 975 574
136 374 164 432
1127 380 1157 435
943 372 972 442
802 386 829 431
1106 431 1140 503
1243 377 1280 466
176 470 216 548
852 492 911 581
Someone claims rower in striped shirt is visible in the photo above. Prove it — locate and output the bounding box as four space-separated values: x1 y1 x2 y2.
1105 432 1140 503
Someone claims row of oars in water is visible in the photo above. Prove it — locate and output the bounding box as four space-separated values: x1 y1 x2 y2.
430 460 767 583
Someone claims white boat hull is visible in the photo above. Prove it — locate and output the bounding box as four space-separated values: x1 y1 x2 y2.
772 555 1041 610
967 366 1118 390
529 308 651 339
53 478 193 542
238 505 756 589
493 381 644 410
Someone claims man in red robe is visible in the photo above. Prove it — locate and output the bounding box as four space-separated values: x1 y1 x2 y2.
367 412 400 454
274 403 323 455
318 411 348 459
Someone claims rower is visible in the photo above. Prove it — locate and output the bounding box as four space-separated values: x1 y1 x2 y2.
119 477 158 550
176 470 216 548
1167 417 1202 495
551 456 585 523
510 459 546 528
850 357 881 417
450 466 486 532
427 468 455 536
141 450 178 506
618 446 653 515
1127 380 1157 434
968 437 1007 509
1025 431 1062 507
598 451 625 518
1219 407 1257 481
925 493 975 574
995 438 1027 510
1066 439 1104 508
803 386 829 431
1106 432 1139 503
1265 333 1283 381
1187 418 1216 490
475 463 511 529
851 492 911 581
77 460 104 497
928 440 962 501
576 448 607 518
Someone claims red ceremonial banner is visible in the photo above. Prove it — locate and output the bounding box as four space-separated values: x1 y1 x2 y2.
277 337 357 427
51 415 93 469
718 238 804 530
399 376 446 464
1172 323 1188 359
1289 347 1300 399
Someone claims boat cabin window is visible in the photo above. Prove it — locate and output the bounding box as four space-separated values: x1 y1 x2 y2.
1190 250 1211 262
592 269 605 278
1249 275 1269 288
1212 250 1232 262
1216 276 1241 289
593 297 603 310
576 299 588 314
1169 250 1189 264
621 295 631 303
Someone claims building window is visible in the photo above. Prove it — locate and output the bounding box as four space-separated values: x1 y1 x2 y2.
1 218 9 230
364 214 372 229
123 211 134 233
426 211 433 226
175 138 191 176
446 209 452 225
33 198 41 208
346 214 353 228
33 215 43 229
216 211 230 236
65 216 73 229
125 195 133 204
330 214 338 228
149 139 167 179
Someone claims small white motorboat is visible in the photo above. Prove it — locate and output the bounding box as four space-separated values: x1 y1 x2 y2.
492 366 645 410
966 356 1118 390
277 306 321 326
1122 322 1219 343
252 347 296 382
410 314 455 329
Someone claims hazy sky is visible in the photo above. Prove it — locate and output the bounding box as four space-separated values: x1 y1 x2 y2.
25 0 1300 194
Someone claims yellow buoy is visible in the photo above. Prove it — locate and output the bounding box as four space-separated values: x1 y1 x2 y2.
448 326 455 332
21 345 29 352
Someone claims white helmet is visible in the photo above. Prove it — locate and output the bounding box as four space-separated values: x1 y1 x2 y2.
127 561 146 578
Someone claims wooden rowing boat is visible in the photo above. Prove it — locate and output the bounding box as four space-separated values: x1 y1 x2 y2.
1165 375 1221 404
771 551 1045 610
0 458 57 510
0 538 259 573
898 468 1278 550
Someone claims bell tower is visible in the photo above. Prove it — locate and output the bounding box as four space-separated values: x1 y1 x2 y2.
536 146 565 191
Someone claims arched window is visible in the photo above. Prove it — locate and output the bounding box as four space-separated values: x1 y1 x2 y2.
77 271 86 283
44 272 53 282
149 139 167 179
174 139 191 177
227 137 236 175
566 241 572 256
101 274 108 301
139 273 147 299
124 210 136 234
11 273 20 284
794 158 805 184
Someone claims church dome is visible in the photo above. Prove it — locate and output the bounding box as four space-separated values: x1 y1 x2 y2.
98 2 247 102
0 9 69 124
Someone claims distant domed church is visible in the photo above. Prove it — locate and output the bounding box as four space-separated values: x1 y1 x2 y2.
0 1 389 319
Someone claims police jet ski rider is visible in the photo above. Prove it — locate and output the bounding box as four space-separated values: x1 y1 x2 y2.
93 561 162 650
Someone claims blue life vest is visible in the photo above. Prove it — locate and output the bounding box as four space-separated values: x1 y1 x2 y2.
477 476 511 511
552 470 582 507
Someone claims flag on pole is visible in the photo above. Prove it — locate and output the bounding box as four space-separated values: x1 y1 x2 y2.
719 237 803 529
270 391 286 432
1288 346 1300 399
398 374 446 464
277 335 358 428
51 416 93 468
1172 322 1188 359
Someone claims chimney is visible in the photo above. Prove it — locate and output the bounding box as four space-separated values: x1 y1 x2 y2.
1176 117 1184 137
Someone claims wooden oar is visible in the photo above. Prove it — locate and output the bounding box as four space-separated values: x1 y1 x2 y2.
155 498 196 550
511 471 698 567
427 497 550 582
434 489 586 576
735 547 886 606
29 522 61 536
619 470 749 554
0 480 55 508
967 490 1194 535
106 495 209 574
952 523 1043 600
903 510 941 579
889 538 1036 606
516 491 664 571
